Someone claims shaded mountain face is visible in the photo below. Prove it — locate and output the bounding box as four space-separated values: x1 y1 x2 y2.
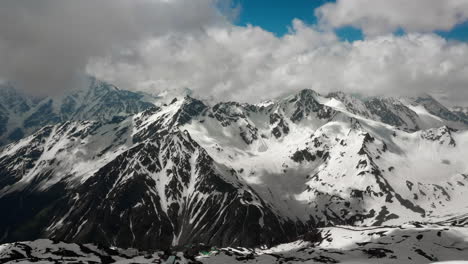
0 78 156 146
452 106 468 124
412 95 464 123
0 87 467 250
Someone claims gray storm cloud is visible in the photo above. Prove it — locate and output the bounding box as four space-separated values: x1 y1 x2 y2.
0 0 226 96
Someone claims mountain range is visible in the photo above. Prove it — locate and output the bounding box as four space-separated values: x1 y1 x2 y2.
0 78 156 146
0 80 468 262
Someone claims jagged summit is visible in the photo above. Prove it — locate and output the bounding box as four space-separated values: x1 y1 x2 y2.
0 78 157 145
0 84 468 252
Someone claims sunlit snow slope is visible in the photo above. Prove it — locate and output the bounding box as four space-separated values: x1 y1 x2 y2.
0 88 467 251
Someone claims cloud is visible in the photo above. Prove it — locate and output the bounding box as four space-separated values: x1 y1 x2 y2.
315 0 468 36
89 20 468 105
0 0 228 96
1 0 468 106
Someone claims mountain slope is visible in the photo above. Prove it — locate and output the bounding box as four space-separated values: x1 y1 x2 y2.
184 91 468 226
0 78 156 145
0 89 467 251
0 97 308 250
2 224 468 263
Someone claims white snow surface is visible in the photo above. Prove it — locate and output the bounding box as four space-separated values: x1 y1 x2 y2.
2 89 468 225
1 88 468 257
2 225 468 263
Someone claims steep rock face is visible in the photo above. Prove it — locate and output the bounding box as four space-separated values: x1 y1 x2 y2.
297 124 427 226
0 125 54 190
326 92 468 131
1 88 468 250
326 91 372 118
182 90 468 227
0 98 305 250
420 126 457 146
286 89 336 122
364 97 420 131
209 102 261 144
0 85 35 140
413 95 463 123
452 106 468 124
42 133 299 250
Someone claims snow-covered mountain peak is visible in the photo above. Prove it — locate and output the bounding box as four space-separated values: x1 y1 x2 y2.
1 86 468 252
420 125 457 146
0 78 158 146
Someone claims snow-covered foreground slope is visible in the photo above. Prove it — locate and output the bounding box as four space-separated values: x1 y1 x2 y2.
0 88 468 252
200 224 468 264
1 225 468 263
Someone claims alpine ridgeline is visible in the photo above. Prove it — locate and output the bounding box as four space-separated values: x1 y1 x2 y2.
1 85 468 251
0 77 156 146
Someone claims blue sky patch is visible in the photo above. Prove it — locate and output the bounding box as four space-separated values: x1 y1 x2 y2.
232 0 468 42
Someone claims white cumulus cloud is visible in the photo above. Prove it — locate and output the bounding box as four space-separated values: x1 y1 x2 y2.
89 20 468 105
316 0 468 36
1 0 468 106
